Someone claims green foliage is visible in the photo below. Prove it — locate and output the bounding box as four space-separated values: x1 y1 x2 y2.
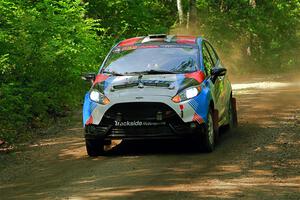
0 0 102 142
86 0 176 40
0 0 177 143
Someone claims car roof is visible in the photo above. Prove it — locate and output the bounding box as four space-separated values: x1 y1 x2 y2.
117 34 201 47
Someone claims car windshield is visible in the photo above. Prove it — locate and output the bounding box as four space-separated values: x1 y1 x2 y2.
101 45 198 75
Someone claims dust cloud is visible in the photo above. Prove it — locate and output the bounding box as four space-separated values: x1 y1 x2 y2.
169 22 299 82
169 23 253 76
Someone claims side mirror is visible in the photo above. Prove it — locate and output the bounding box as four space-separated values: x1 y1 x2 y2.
81 73 96 82
211 67 227 83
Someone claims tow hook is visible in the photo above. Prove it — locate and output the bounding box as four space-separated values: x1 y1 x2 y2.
179 104 184 118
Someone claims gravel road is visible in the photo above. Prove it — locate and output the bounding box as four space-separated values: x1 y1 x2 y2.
1 77 299 200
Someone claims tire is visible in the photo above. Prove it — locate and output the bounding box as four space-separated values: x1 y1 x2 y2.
228 97 238 128
85 139 105 157
202 108 218 152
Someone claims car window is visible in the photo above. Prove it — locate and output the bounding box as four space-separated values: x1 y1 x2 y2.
102 45 198 74
202 44 214 76
204 41 219 67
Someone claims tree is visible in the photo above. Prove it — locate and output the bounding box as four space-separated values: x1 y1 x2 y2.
177 0 184 25
0 0 101 143
86 0 176 39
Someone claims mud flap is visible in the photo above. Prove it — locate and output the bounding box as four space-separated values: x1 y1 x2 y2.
231 98 238 127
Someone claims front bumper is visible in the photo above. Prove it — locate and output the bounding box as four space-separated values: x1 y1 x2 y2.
84 101 208 140
83 88 211 127
84 120 205 140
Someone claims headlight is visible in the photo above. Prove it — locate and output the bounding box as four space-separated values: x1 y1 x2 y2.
89 90 110 105
172 86 201 103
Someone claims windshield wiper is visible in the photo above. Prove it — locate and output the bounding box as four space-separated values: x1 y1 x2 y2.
130 70 178 75
102 71 124 76
171 58 195 72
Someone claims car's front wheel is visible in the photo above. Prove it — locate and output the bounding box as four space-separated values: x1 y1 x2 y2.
202 109 218 152
85 139 105 157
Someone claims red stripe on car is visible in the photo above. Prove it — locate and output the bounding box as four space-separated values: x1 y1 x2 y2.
185 71 205 83
93 74 109 84
193 113 204 124
85 116 93 125
176 36 196 44
176 39 196 44
118 37 142 46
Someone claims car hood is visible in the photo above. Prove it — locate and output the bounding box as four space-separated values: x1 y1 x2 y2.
93 72 205 98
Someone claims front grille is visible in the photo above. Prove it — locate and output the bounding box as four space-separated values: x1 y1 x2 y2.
111 125 173 136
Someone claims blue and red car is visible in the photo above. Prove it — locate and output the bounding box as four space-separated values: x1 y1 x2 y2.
82 34 237 156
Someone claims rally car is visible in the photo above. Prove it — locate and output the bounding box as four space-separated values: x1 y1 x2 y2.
82 34 237 156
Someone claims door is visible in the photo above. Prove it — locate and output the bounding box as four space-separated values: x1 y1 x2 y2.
203 41 228 124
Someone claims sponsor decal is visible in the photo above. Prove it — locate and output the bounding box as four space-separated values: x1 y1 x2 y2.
115 121 166 127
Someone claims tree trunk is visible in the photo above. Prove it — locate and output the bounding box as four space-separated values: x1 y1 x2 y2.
247 0 256 57
186 0 190 29
189 0 197 21
177 0 184 25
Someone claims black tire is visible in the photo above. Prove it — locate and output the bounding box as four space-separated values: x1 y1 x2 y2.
202 109 218 152
85 139 105 157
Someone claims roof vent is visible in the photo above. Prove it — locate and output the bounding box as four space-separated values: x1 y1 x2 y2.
142 34 167 43
148 34 167 39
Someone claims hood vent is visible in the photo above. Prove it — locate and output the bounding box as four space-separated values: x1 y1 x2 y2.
112 80 172 91
113 82 139 90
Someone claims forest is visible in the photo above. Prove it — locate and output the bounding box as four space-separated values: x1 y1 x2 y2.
0 0 299 143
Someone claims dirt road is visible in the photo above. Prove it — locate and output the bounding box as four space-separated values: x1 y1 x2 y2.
1 77 299 200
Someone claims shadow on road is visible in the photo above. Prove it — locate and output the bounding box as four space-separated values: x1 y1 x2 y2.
0 84 299 200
